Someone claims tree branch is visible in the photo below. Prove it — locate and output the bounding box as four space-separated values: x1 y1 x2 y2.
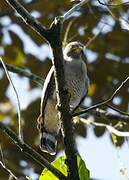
47 17 79 179
0 122 67 180
0 161 17 180
106 104 129 116
91 108 129 123
73 76 129 117
0 62 43 86
0 0 40 17
79 103 129 124
80 117 129 137
97 0 129 7
0 57 22 141
5 0 49 41
62 0 90 21
0 144 18 179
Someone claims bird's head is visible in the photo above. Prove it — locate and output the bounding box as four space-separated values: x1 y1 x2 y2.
63 41 85 60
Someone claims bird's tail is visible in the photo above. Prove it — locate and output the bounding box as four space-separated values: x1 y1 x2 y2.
40 128 58 155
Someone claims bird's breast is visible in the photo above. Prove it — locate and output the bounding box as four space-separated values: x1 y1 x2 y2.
65 61 88 109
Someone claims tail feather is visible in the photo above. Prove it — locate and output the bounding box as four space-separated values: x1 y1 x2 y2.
40 130 57 155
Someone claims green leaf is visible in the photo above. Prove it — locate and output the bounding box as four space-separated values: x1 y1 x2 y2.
39 154 90 180
77 154 90 180
39 156 67 180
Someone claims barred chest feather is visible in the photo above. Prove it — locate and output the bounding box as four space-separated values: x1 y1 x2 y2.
65 59 88 110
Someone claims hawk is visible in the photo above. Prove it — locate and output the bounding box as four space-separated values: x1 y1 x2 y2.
37 41 89 155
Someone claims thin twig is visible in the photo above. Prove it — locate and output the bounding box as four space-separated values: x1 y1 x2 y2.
92 108 129 123
0 57 22 141
105 5 129 26
0 62 43 86
0 144 5 166
68 20 105 44
97 0 129 6
63 18 76 44
85 24 105 48
0 144 17 179
80 104 129 123
0 161 17 180
0 0 40 17
73 76 129 117
0 122 67 180
68 24 88 42
80 118 129 137
106 104 129 116
5 0 49 41
67 23 104 48
92 122 129 137
62 0 90 21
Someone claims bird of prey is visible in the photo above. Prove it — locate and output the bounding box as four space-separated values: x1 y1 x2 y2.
37 41 89 155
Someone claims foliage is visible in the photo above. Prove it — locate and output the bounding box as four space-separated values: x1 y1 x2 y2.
40 154 89 180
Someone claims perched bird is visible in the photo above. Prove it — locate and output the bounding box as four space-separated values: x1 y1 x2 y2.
37 41 89 155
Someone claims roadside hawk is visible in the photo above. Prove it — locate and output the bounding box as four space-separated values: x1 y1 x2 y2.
37 41 89 155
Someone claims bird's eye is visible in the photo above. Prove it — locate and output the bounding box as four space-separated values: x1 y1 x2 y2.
71 47 77 51
72 47 82 53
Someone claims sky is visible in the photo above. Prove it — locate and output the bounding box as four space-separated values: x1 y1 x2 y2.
77 129 129 180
